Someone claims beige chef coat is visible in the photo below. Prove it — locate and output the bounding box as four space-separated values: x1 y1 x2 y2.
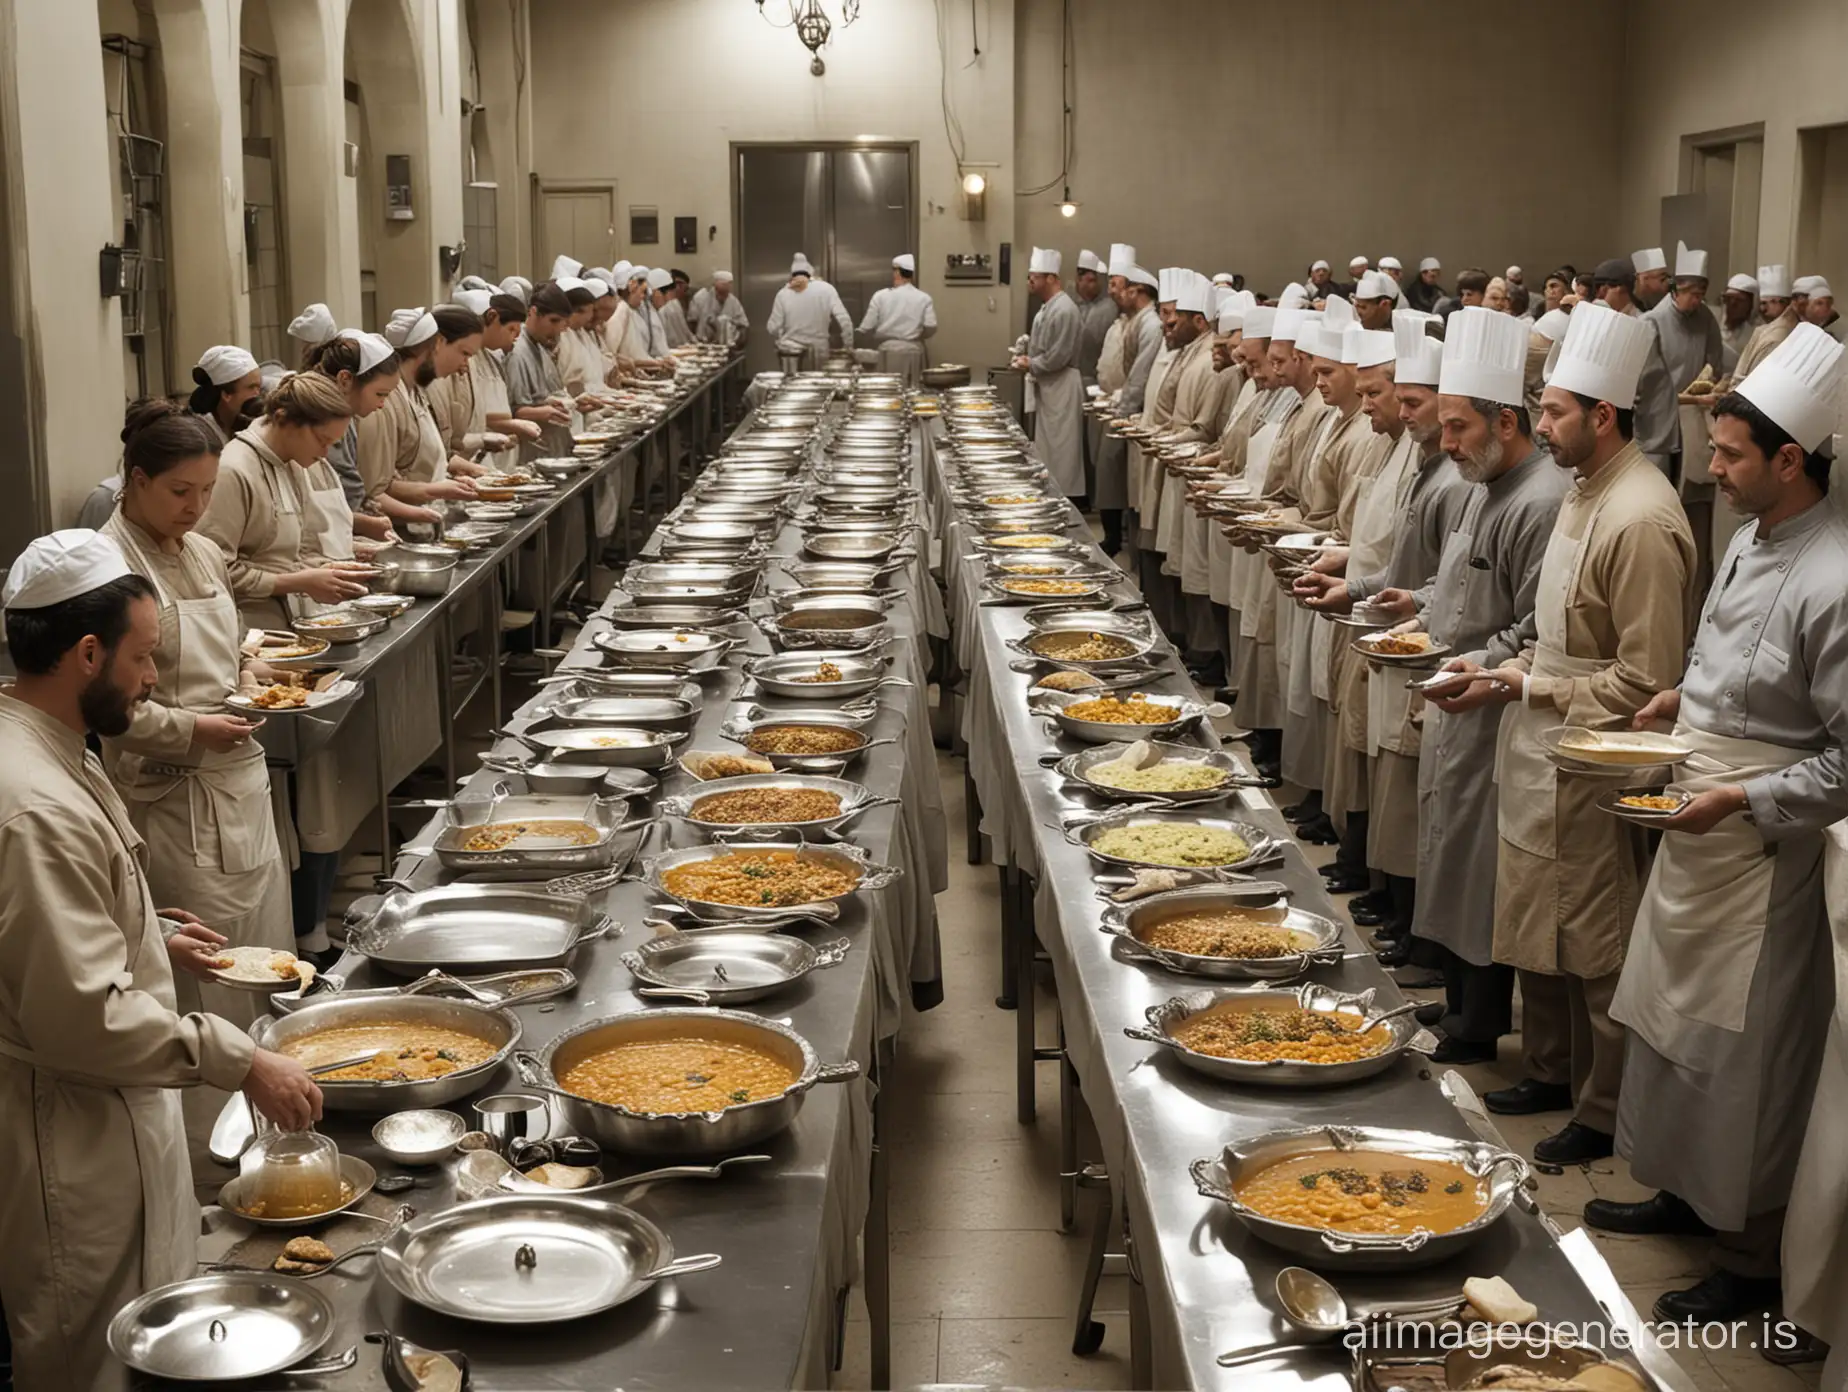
196 426 326 630
0 693 255 1392
1096 316 1128 396
355 379 447 504
1492 444 1697 977
1731 304 1801 384
426 352 511 456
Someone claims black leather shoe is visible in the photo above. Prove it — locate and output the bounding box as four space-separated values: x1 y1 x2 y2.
1281 798 1317 821
1484 1078 1574 1115
1761 1329 1829 1366
1350 902 1385 927
1376 938 1413 967
1430 1035 1497 1065
1413 1001 1445 1028
1370 927 1407 947
1321 868 1370 894
1583 1191 1714 1237
1533 1120 1615 1165
1253 760 1282 786
1296 816 1339 845
1350 888 1391 916
1653 1269 1781 1324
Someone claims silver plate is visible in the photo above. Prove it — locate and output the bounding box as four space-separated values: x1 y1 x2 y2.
1069 809 1274 871
1128 984 1430 1086
660 772 885 835
1032 688 1205 743
1059 740 1244 804
643 839 900 920
777 561 896 592
623 930 850 1004
803 531 903 562
746 651 895 699
594 627 733 656
378 1195 718 1324
1100 886 1343 980
108 1274 334 1380
518 725 681 767
540 695 698 733
426 791 640 873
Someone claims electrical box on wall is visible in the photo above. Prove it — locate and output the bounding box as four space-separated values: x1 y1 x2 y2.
386 154 414 221
944 253 993 286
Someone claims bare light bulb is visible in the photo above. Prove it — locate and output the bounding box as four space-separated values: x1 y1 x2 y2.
961 171 987 196
1058 200 1078 218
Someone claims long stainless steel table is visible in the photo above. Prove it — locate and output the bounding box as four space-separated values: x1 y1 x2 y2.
174 386 946 1391
926 420 1694 1391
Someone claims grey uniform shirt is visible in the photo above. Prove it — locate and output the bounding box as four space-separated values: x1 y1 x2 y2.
1681 499 1848 838
1075 293 1117 383
1419 446 1570 666
1350 451 1470 600
1026 292 1080 377
1645 295 1726 392
325 422 367 508
503 331 571 461
690 288 749 345
1117 306 1164 415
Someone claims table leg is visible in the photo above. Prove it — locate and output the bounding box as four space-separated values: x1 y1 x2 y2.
436 607 457 790
1071 1164 1111 1356
371 675 392 869
535 525 553 652
996 863 1016 1010
581 487 598 594
1058 1008 1078 1231
964 766 984 866
1015 869 1036 1123
489 563 505 728
866 1038 892 1390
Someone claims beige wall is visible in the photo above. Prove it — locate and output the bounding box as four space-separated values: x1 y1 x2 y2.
1620 0 1848 285
525 0 1018 374
1015 0 1626 301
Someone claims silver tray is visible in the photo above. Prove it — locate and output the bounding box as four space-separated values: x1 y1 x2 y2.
983 575 1112 605
803 531 908 563
622 930 851 1005
617 579 756 609
659 772 896 836
1101 888 1343 979
758 606 890 651
624 561 760 590
642 839 900 921
536 694 699 735
745 650 903 700
776 560 902 591
1057 740 1250 804
1068 810 1276 872
108 1274 338 1381
1031 688 1207 743
1190 1125 1536 1271
378 1194 721 1324
351 885 615 976
1126 984 1434 1085
590 626 740 670
511 725 682 768
423 790 642 873
719 716 893 770
1349 633 1453 668
290 608 389 646
985 551 1101 578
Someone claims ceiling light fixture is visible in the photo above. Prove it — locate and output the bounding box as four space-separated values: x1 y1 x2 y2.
1057 184 1079 218
757 0 862 75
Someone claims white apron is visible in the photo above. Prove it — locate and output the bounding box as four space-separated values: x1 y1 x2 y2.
1034 366 1086 497
1611 723 1830 1230
1676 402 1713 501
1234 423 1282 637
877 339 926 387
1347 459 1414 759
302 460 356 564
1782 822 1848 1350
231 438 311 631
0 767 193 1392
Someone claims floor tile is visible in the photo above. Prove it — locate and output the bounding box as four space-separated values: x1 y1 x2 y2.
835 1316 940 1390
936 1316 1134 1389
891 1228 1099 1320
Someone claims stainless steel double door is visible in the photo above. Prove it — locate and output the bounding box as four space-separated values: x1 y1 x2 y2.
734 144 916 376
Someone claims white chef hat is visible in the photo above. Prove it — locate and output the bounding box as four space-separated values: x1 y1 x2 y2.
1272 307 1314 345
1794 275 1831 298
628 265 652 284
1438 305 1527 405
1808 278 1834 299
1212 272 1235 286
790 254 813 275
551 254 584 281
1392 308 1442 386
1349 256 1369 271
1028 247 1062 276
554 275 588 295
1077 249 1104 273
586 268 616 286
713 270 734 283
337 329 397 373
454 288 493 316
196 345 259 386
1124 264 1158 290
1293 321 1333 360
1758 265 1791 298
458 275 493 292
1674 242 1709 280
286 303 339 347
582 278 612 299
1546 301 1653 409
500 275 532 303
1419 257 1441 273
610 261 634 285
1379 256 1403 272
1321 292 1356 334
1631 247 1668 274
646 267 675 291
1208 284 1228 318
1107 243 1137 278
1217 290 1254 334
893 254 916 273
1734 322 1846 451
1174 271 1210 315
1156 268 1177 303
1276 282 1310 312
1242 304 1277 340
1346 326 1396 370
1309 259 1330 273
1726 273 1759 295
2 529 134 611
1355 270 1400 302
1532 308 1571 343
384 307 437 350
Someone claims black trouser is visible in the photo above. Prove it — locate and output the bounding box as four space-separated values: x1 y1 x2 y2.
1334 809 1370 875
1100 509 1124 557
1384 874 1417 939
1426 941 1514 1043
291 851 342 941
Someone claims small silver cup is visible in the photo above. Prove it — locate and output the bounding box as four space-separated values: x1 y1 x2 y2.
473 1093 549 1153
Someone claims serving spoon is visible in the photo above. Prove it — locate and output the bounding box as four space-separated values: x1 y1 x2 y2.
1216 1267 1466 1366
